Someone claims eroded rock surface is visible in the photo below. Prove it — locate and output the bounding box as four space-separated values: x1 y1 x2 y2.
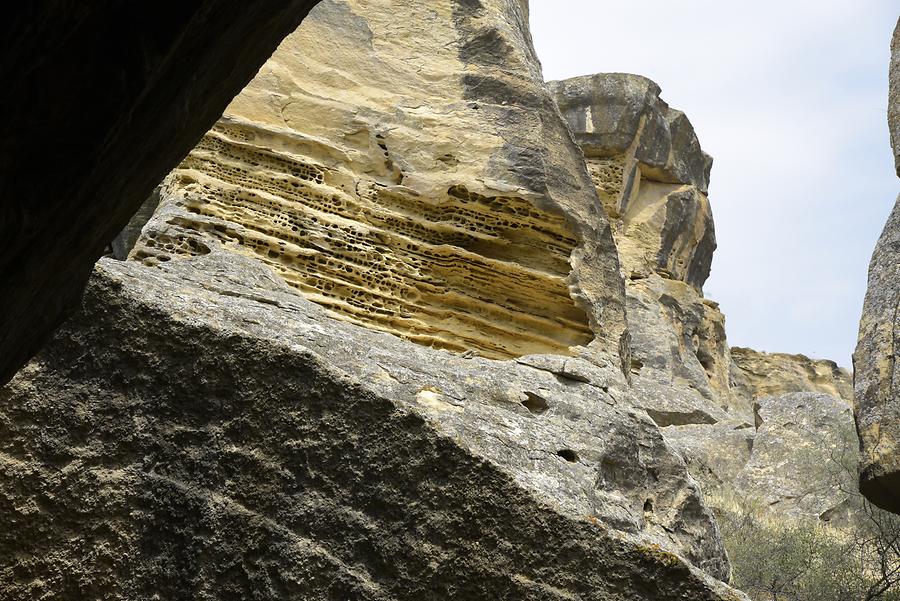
666 393 858 526
736 393 858 523
0 1 748 598
550 73 748 426
853 15 900 515
550 73 863 533
0 257 742 600
854 195 900 514
0 1 320 385
131 0 626 365
890 18 900 176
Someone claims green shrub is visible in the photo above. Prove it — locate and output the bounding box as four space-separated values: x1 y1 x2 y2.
709 446 900 601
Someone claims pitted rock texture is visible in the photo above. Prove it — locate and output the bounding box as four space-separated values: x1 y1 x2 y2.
0 257 744 600
0 1 320 386
854 194 900 514
731 347 853 404
131 0 626 365
138 133 592 359
550 73 747 427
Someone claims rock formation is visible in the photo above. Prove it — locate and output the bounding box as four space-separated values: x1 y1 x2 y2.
2 0 888 596
891 18 900 177
550 74 746 426
0 1 748 599
0 257 743 600
854 16 900 515
549 73 861 529
731 347 852 404
666 392 858 524
736 393 858 523
130 0 627 366
0 1 320 386
855 194 900 514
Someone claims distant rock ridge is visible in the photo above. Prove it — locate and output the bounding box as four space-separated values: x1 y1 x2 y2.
731 347 853 404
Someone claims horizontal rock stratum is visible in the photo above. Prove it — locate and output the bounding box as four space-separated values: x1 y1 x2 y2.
132 0 627 366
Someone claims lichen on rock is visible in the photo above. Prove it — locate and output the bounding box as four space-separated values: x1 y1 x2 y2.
550 73 747 426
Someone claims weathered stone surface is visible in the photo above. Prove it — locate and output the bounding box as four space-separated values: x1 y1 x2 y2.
550 74 747 429
665 393 858 527
551 73 864 537
0 257 743 599
890 18 900 176
0 1 749 597
131 0 627 366
735 393 858 524
664 421 755 493
0 1 320 386
731 347 853 404
626 278 744 418
854 194 900 514
550 74 713 195
852 19 900 514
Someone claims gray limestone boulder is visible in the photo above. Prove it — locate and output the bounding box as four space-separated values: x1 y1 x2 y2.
854 194 900 514
0 256 744 600
891 18 900 176
664 421 756 494
735 393 858 523
665 393 860 527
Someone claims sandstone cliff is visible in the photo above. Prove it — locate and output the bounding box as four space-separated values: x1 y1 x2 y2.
0 1 747 599
854 16 900 515
131 0 627 366
548 73 860 529
550 74 746 431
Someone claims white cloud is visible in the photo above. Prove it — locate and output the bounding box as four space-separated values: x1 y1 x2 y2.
530 0 898 367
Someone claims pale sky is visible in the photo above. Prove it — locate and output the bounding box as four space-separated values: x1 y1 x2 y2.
530 1 898 368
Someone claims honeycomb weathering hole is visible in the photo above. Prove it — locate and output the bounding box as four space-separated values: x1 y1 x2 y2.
147 125 595 359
